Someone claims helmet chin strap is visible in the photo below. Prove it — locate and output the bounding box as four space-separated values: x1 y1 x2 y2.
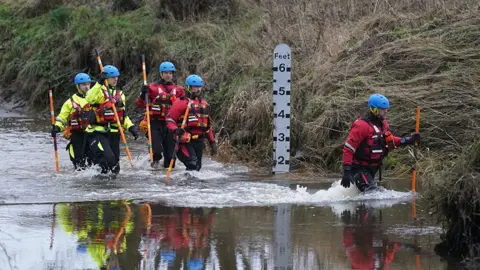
369 107 384 119
191 91 201 98
187 86 201 98
76 85 87 95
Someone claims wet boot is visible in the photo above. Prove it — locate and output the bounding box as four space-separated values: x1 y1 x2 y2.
151 160 160 169
111 163 120 175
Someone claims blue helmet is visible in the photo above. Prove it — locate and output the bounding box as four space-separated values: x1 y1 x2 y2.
368 94 390 109
185 75 204 87
159 61 176 72
187 258 203 270
103 65 120 78
74 73 91 85
160 250 176 266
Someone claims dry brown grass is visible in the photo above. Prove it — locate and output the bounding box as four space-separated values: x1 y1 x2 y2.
219 1 480 172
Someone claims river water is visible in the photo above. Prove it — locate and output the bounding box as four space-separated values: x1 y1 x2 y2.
0 109 455 269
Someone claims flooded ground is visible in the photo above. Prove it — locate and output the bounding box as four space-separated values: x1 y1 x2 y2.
0 109 454 269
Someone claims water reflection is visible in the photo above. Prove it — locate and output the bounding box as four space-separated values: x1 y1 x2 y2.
340 204 421 270
56 201 216 269
0 200 445 270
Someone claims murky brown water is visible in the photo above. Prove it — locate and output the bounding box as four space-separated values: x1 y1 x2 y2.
0 108 456 269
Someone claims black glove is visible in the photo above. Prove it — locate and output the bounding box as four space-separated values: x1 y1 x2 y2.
51 125 61 137
341 165 354 188
140 85 149 99
210 141 217 156
175 127 186 136
97 73 108 85
400 132 421 145
129 126 139 140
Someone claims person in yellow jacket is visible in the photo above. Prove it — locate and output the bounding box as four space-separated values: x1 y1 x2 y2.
51 73 93 170
85 65 139 174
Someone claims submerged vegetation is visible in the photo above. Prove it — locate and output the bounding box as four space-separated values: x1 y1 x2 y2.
1 0 480 262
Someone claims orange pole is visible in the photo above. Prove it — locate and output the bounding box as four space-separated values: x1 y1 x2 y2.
165 101 192 182
411 170 417 193
411 107 421 193
49 89 60 172
113 201 132 254
412 197 417 220
416 253 421 269
95 49 134 167
142 55 154 162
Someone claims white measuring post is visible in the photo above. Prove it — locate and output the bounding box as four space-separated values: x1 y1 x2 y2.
273 44 292 174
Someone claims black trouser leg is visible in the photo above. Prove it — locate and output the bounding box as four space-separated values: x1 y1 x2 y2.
177 143 198 171
352 166 378 192
176 140 205 171
110 133 121 174
68 131 87 170
162 126 176 168
150 121 164 162
87 132 116 174
192 140 205 171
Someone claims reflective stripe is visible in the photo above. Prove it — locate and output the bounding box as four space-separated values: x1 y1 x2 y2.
165 118 176 123
373 125 380 133
56 117 66 125
69 143 75 158
345 142 356 153
372 149 383 153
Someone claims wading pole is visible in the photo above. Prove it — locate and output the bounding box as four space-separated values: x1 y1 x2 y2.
49 87 60 172
142 54 153 162
165 101 191 182
412 107 420 219
94 49 134 167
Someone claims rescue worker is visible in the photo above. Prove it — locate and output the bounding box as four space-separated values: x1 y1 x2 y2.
85 65 139 174
341 94 421 192
51 73 92 170
165 74 217 171
136 61 185 168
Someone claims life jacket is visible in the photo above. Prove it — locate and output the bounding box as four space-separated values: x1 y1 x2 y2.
69 98 90 131
353 117 388 166
92 88 125 125
177 98 210 132
149 83 178 120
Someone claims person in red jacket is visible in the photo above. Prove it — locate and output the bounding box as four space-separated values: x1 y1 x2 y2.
165 74 217 171
341 94 421 192
136 61 186 168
